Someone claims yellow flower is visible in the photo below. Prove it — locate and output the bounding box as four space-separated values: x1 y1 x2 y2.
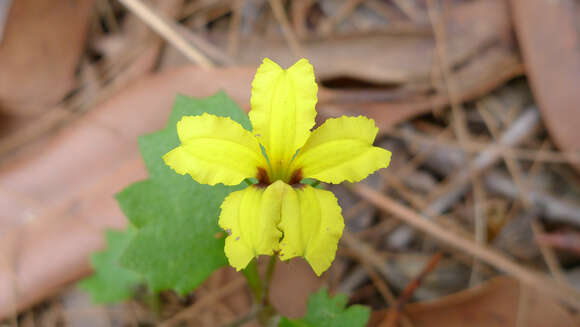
163 58 391 276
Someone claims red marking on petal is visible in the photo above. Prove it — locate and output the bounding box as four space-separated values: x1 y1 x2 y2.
256 167 271 188
289 169 303 186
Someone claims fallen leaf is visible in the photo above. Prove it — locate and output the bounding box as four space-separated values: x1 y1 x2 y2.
0 66 254 318
319 46 523 132
369 276 576 327
270 258 324 318
175 0 513 85
0 0 94 116
510 0 580 173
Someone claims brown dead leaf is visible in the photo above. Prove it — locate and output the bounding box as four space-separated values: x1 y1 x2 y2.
0 0 94 116
369 276 576 327
199 0 513 85
510 0 580 173
0 66 255 318
319 46 524 132
270 258 323 318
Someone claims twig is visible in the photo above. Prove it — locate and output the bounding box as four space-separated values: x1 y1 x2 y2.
268 0 303 57
159 277 246 327
427 0 469 145
425 107 539 216
389 108 541 246
173 23 235 66
392 127 580 228
291 0 314 39
515 283 530 327
530 221 568 284
118 0 215 68
469 178 486 286
477 101 531 206
527 139 551 176
318 0 365 36
387 128 580 164
383 253 442 327
222 307 259 327
351 184 580 310
392 0 425 22
97 0 120 33
227 0 243 57
536 231 580 256
342 232 414 327
484 171 580 226
364 0 406 22
359 261 415 327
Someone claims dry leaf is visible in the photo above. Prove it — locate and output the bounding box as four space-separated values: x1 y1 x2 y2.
370 276 576 327
0 0 94 116
0 66 255 318
511 0 580 173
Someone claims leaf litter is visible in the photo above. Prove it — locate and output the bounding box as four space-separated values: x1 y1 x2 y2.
1 0 580 326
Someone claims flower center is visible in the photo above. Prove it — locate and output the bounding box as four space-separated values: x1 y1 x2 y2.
256 167 303 188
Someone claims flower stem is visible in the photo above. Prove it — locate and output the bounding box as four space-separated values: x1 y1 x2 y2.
241 257 279 326
263 255 277 304
241 259 263 303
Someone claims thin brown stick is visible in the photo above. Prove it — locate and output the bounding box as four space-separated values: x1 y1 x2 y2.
159 277 246 327
390 108 541 246
392 0 424 22
515 283 530 327
530 221 568 284
227 0 243 57
427 0 469 145
118 0 214 68
222 307 259 327
469 178 486 286
342 232 414 327
268 0 303 57
97 0 121 33
291 0 313 39
477 102 531 206
359 261 415 327
386 128 580 164
527 140 551 176
384 253 442 327
484 171 580 226
352 184 580 310
318 0 365 36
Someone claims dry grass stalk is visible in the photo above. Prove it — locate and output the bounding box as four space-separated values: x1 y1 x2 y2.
352 184 580 311
118 0 215 68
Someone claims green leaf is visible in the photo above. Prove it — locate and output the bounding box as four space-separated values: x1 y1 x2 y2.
279 288 370 327
117 92 250 295
78 228 143 303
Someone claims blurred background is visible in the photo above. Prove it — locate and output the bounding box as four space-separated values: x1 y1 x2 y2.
1 0 580 326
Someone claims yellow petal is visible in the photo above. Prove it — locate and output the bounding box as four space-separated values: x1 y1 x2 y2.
290 116 391 184
249 58 318 179
163 113 267 186
218 182 287 271
278 185 344 276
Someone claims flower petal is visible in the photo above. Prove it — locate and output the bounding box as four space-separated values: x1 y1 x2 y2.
278 185 344 276
163 113 267 186
290 116 391 184
249 58 318 179
218 182 287 271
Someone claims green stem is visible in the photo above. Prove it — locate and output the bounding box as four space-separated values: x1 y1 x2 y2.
258 256 278 326
241 259 263 303
263 256 277 305
241 257 279 326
